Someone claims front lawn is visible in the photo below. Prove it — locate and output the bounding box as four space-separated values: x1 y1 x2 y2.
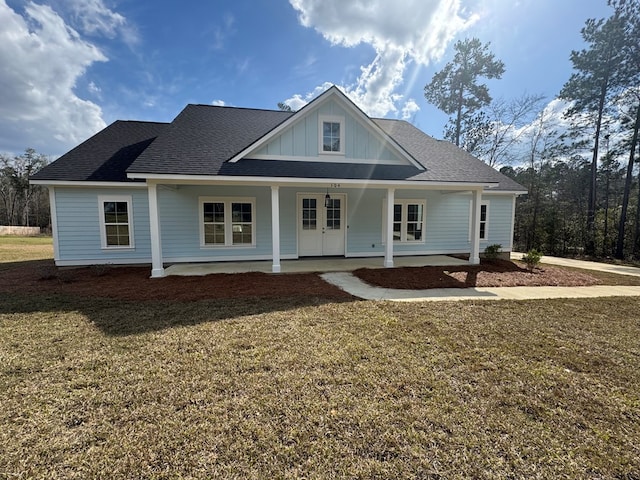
1 292 639 478
0 235 53 265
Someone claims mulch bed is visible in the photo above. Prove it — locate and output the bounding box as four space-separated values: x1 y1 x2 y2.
353 259 601 290
0 261 352 301
0 258 603 301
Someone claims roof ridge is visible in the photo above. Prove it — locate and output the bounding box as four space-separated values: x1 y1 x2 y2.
114 119 171 126
186 103 292 114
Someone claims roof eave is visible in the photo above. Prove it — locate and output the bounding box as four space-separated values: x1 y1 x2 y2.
29 179 148 187
127 171 497 189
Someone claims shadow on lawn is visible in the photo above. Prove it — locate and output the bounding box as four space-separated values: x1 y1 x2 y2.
0 292 354 336
0 260 356 336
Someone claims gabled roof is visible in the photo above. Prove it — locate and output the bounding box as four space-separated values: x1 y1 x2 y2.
127 105 292 175
31 93 526 193
228 86 424 170
373 119 526 191
31 120 168 182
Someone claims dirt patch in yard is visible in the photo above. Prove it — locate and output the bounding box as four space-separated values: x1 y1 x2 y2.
354 259 601 290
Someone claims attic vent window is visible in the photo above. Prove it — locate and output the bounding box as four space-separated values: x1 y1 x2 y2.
319 115 345 155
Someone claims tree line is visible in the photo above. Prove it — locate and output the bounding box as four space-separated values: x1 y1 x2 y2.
424 0 640 260
0 149 50 229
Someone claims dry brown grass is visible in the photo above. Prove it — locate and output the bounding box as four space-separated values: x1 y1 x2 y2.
0 235 53 266
1 293 640 479
2 237 640 478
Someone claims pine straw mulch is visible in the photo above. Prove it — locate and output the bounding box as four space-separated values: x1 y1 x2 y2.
0 258 633 301
0 260 620 301
0 261 353 301
353 258 603 290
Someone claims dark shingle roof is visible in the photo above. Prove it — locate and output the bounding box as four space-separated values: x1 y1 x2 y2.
32 103 525 192
31 121 168 182
373 119 526 191
127 105 293 175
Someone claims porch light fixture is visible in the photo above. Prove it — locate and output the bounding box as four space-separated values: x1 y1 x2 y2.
324 189 331 208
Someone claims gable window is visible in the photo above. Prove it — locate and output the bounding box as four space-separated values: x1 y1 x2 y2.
99 195 134 249
319 115 345 155
323 122 341 152
384 199 426 243
200 197 255 247
469 201 490 241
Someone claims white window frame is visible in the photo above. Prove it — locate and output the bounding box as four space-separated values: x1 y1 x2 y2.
382 198 426 244
98 195 134 250
469 200 490 241
199 197 256 248
318 115 345 155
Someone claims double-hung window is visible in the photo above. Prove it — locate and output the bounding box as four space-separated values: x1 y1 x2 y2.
200 197 255 247
99 195 134 249
385 199 426 243
319 115 345 155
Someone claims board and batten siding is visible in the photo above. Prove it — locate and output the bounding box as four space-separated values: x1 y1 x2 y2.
253 99 402 163
53 187 152 265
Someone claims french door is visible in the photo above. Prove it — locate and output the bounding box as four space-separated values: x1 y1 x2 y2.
298 194 345 256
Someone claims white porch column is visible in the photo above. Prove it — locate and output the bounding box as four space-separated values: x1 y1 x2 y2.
148 182 165 278
271 185 281 273
509 194 516 252
469 188 482 265
48 186 60 263
384 187 395 268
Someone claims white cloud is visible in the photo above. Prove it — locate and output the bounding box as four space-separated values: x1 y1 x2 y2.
401 99 420 121
212 12 235 50
284 82 334 111
66 0 139 46
286 0 478 118
211 99 226 106
88 81 101 94
0 0 108 155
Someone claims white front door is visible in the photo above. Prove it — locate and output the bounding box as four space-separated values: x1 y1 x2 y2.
298 194 346 256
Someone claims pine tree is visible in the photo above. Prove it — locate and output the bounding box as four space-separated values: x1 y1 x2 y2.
559 7 628 256
424 38 504 148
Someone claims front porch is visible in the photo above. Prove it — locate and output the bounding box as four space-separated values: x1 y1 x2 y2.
146 182 488 278
164 254 469 276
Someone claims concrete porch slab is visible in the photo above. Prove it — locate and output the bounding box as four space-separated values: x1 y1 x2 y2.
164 255 469 276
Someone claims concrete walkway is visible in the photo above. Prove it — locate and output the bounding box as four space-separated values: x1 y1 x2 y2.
510 252 640 277
321 255 640 302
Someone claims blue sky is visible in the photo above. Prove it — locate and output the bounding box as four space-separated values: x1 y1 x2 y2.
0 0 614 157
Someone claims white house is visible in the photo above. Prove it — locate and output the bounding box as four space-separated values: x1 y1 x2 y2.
30 87 526 277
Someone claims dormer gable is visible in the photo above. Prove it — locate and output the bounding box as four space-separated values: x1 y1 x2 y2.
229 86 424 170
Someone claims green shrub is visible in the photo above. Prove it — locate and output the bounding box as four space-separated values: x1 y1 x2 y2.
522 249 542 271
484 244 502 261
